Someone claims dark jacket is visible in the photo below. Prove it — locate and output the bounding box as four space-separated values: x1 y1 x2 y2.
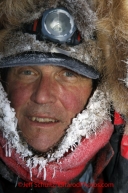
103 111 127 193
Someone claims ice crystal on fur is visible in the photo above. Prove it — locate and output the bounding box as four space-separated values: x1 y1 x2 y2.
119 60 128 88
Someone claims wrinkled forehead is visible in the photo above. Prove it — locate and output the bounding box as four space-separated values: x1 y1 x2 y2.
0 52 99 79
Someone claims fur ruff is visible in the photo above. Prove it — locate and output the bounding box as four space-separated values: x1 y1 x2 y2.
95 0 128 121
0 0 96 42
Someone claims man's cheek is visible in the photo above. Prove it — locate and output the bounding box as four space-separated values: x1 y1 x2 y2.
60 92 86 114
62 86 92 115
8 87 30 109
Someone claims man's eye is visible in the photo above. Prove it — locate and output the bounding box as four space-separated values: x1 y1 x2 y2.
56 69 78 83
63 71 76 77
21 70 34 75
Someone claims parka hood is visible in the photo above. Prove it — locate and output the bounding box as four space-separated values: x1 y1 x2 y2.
0 0 114 183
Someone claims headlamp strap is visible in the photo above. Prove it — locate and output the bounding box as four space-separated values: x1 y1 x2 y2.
33 19 39 32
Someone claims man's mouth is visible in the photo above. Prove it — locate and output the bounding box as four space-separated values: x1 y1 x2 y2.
29 117 59 123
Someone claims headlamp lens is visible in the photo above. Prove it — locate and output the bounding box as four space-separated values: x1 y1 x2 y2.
45 11 71 36
42 8 77 43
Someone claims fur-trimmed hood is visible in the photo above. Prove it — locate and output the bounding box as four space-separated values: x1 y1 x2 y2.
0 0 96 36
0 0 114 184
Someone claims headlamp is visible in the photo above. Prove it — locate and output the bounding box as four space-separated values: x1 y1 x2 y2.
25 7 81 45
41 7 77 43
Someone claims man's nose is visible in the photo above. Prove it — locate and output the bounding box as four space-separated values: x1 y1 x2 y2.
30 76 57 104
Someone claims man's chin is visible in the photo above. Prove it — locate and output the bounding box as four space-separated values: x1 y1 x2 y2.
26 139 63 158
17 125 66 158
27 143 56 157
19 134 65 158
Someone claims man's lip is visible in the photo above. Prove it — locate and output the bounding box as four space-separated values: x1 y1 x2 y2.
28 116 59 123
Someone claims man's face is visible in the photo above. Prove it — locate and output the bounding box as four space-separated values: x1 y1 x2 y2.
6 65 93 152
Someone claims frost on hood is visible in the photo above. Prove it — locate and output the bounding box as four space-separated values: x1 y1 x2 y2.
119 60 128 88
0 82 110 172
